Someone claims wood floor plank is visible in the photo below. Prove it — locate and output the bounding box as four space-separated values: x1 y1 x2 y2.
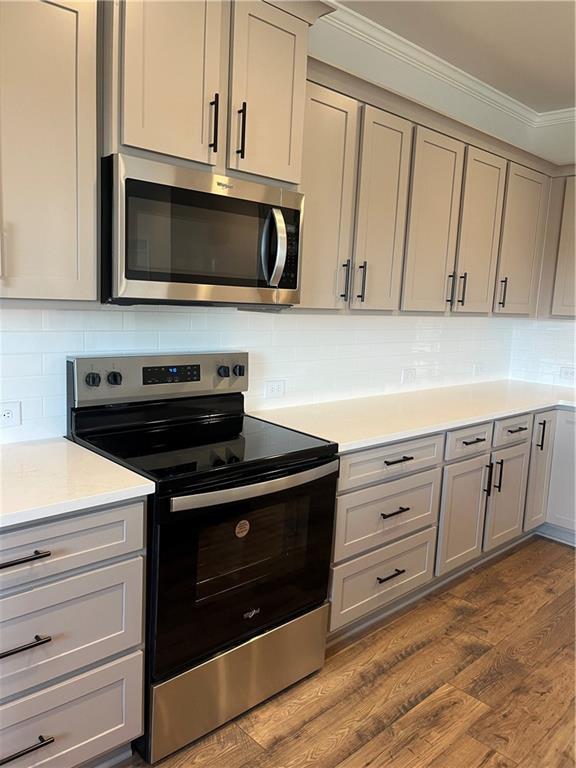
452 586 575 706
425 735 517 768
516 704 576 768
236 633 491 768
467 645 576 763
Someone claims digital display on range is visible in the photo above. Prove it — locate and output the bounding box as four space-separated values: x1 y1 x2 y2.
143 364 201 385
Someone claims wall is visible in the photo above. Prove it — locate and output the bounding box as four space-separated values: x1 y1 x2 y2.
509 318 575 385
0 303 518 443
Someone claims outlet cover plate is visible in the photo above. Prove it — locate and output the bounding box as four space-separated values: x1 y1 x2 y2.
1 401 22 427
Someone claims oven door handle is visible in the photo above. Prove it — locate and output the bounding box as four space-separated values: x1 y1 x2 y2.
170 459 339 512
268 208 287 288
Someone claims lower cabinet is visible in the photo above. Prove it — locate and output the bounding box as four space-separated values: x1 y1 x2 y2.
524 411 557 531
484 442 530 551
436 454 490 576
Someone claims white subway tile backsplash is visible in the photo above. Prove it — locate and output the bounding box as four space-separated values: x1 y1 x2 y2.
0 304 573 444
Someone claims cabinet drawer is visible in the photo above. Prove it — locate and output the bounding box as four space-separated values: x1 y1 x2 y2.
0 652 143 768
0 558 143 700
445 422 493 461
330 528 436 631
0 502 144 591
338 434 444 492
493 414 533 448
334 468 441 562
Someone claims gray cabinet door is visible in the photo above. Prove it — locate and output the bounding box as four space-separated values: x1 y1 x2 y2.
0 0 97 300
484 442 530 551
547 410 576 531
437 454 490 576
552 177 576 317
524 411 557 531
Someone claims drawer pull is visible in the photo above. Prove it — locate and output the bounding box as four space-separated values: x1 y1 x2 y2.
381 506 411 520
536 420 547 450
0 634 52 660
507 426 527 434
0 549 51 570
384 455 414 467
462 437 486 446
0 735 54 766
377 568 406 584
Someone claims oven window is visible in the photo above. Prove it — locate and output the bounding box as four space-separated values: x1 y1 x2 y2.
125 179 270 287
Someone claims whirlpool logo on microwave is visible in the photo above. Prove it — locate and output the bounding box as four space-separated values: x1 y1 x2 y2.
216 181 234 190
243 608 261 620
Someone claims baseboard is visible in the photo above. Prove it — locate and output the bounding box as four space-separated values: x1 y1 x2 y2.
327 532 535 650
536 523 576 547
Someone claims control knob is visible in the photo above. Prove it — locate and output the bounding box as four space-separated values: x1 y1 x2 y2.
107 371 123 386
85 372 101 387
217 365 230 378
232 364 246 377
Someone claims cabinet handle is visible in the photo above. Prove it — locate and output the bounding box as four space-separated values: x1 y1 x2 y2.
494 459 504 492
498 277 508 308
483 462 494 496
340 259 352 301
507 426 527 434
0 549 51 570
357 260 368 302
384 455 414 467
0 634 52 660
0 735 55 766
446 273 456 307
462 437 486 446
457 272 468 306
377 568 406 585
236 102 247 159
536 420 547 450
381 506 411 520
209 93 219 153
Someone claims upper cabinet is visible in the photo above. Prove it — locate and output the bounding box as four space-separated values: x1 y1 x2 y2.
121 0 223 164
351 106 413 311
401 127 465 312
551 176 575 317
299 83 359 309
453 147 507 314
494 163 550 315
228 1 308 183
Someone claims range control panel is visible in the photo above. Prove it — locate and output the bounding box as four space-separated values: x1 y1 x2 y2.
68 353 249 407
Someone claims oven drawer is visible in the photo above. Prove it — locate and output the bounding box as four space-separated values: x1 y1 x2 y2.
0 502 144 591
338 434 444 493
333 468 441 563
0 558 143 700
330 527 436 631
445 422 493 461
0 652 143 768
493 414 533 448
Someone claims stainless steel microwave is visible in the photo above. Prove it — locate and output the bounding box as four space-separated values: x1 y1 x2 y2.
101 154 303 307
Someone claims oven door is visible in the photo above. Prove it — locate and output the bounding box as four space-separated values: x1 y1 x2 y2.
106 154 301 306
151 459 338 681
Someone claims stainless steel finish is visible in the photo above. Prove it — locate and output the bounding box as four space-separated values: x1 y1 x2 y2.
149 604 329 763
68 352 249 407
171 459 339 512
111 154 302 306
269 208 287 287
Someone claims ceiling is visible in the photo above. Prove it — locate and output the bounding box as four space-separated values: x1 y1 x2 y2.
341 1 575 113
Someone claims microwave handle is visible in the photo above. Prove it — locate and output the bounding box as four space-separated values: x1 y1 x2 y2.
268 208 287 287
170 459 339 512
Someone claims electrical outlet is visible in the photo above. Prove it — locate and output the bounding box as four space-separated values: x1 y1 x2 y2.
559 366 575 383
401 368 417 385
1 401 22 427
265 379 286 398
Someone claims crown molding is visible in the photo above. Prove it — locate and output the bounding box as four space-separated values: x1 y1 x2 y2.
309 3 575 164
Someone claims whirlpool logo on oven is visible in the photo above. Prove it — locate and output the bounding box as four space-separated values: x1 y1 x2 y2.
243 608 261 620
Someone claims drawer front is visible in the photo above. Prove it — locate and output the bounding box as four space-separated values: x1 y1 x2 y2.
0 502 144 591
0 558 143 700
334 468 441 562
445 422 493 461
493 414 533 448
339 434 444 492
0 652 143 768
330 527 436 631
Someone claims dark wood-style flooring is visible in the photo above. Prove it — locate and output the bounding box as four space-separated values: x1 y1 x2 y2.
125 537 575 768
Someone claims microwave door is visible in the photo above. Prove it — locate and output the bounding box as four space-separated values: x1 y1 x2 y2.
260 207 287 288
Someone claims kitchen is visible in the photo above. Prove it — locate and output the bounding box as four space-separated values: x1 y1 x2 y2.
0 1 574 767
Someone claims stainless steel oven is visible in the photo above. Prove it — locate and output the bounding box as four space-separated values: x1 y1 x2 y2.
101 154 303 307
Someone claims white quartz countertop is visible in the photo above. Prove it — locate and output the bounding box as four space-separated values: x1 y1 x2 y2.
252 380 576 453
0 438 155 529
